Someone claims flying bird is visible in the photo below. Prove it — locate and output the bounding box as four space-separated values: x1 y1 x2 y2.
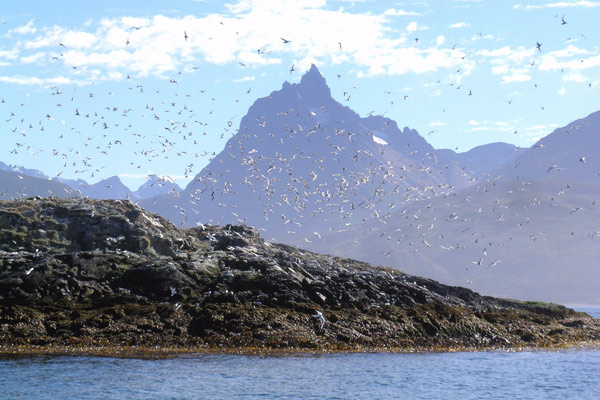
280 37 291 44
536 41 542 52
184 31 189 41
472 257 484 266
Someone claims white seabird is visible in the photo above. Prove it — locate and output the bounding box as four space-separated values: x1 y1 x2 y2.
313 311 325 329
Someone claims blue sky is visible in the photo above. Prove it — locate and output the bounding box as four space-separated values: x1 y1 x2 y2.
1 0 599 189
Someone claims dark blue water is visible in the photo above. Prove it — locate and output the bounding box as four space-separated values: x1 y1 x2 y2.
1 308 599 400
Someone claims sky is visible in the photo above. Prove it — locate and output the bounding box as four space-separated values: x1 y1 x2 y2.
1 0 599 189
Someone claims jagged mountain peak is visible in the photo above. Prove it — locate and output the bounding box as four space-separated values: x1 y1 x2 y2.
102 175 125 184
279 64 332 107
299 64 329 91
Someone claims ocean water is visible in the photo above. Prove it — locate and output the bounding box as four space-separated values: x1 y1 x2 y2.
1 308 599 400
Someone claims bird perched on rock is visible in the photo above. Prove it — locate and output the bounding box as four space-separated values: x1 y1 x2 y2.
312 311 325 329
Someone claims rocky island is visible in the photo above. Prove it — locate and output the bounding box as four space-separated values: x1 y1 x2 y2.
1 197 599 355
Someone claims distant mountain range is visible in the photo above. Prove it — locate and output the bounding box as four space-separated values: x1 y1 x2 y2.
2 65 598 304
0 161 181 200
0 169 76 200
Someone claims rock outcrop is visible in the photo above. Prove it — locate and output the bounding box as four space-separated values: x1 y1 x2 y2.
1 197 599 354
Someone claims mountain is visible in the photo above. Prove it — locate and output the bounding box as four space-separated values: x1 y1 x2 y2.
306 111 600 304
0 169 77 200
55 176 89 192
0 162 134 200
2 197 599 352
133 174 181 199
74 175 134 200
0 162 49 180
498 110 600 184
142 65 473 238
1 161 182 202
437 142 526 180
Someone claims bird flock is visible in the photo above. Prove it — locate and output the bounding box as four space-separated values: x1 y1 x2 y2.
1 13 598 296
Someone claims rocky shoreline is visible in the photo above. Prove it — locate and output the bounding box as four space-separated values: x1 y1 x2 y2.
1 197 599 355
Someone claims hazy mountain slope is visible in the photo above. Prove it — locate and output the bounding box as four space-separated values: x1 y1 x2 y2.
134 174 181 199
0 169 77 199
0 162 49 180
310 179 599 303
498 110 600 184
78 175 133 200
437 142 526 180
304 112 600 304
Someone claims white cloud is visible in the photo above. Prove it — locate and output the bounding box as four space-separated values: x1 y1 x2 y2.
515 1 600 9
516 123 558 141
234 75 255 82
0 75 45 85
558 87 566 95
0 48 19 61
6 20 38 36
0 75 85 86
383 9 421 16
491 65 509 75
562 72 587 82
539 47 600 73
466 126 492 132
24 26 71 50
370 47 464 76
525 124 551 131
20 52 46 64
479 46 534 63
478 46 537 83
0 1 468 84
428 121 447 127
502 72 531 83
449 22 469 28
544 45 591 59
